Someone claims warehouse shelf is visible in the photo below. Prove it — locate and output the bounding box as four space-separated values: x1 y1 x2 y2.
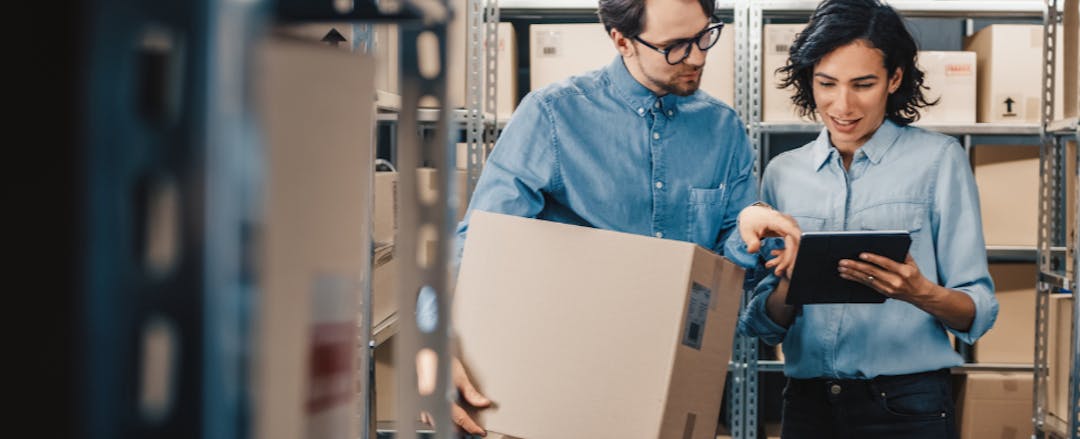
757 122 1042 136
499 0 735 10
738 359 1038 375
1048 117 1080 135
376 107 497 125
275 0 431 22
987 246 1069 263
757 0 1047 17
376 90 402 113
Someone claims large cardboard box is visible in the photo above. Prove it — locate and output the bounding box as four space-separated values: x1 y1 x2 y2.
917 51 977 124
957 373 1034 439
964 24 1065 123
974 263 1036 363
275 23 398 95
763 24 811 123
972 145 1040 247
529 23 735 105
454 211 744 439
1048 294 1074 424
255 37 374 439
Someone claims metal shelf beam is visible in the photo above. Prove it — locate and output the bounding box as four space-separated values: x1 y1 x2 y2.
758 122 1042 136
757 0 1047 18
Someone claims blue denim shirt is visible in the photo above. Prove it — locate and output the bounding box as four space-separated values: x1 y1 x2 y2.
455 56 756 256
727 120 998 379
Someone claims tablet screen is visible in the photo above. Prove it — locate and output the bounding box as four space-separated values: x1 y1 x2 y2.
785 230 912 305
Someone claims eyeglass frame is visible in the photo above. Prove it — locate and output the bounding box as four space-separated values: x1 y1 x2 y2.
632 21 725 65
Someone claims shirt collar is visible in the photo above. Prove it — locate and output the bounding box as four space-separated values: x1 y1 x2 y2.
810 119 902 171
604 55 681 119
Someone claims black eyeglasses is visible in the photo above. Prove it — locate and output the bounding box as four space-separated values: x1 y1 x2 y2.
633 21 725 65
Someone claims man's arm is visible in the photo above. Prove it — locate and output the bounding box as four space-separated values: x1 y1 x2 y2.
453 92 559 266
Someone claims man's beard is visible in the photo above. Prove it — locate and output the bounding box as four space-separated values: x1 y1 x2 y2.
637 57 702 97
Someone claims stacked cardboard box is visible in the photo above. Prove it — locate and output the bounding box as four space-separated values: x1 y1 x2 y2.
957 373 1034 439
453 211 744 439
274 23 398 94
917 51 977 124
972 145 1040 247
1063 0 1080 118
974 263 1036 363
762 24 809 123
423 0 517 112
529 22 736 105
964 24 1065 123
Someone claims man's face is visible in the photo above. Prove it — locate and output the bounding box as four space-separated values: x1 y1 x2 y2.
627 0 712 96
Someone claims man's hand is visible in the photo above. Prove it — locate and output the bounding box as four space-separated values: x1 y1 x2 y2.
737 204 801 277
417 355 491 436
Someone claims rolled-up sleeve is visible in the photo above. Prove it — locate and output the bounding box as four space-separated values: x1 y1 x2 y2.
933 143 998 344
738 271 789 345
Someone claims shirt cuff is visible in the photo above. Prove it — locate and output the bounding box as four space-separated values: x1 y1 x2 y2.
945 285 999 345
737 274 789 345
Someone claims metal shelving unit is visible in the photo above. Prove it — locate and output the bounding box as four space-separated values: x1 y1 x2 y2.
73 1 454 439
1035 1 1079 436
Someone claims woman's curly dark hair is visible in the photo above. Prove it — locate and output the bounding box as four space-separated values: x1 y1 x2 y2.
777 0 937 125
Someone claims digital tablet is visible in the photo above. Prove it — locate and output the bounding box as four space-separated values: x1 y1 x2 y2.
785 230 912 305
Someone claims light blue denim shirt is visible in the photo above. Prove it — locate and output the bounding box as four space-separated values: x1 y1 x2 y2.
727 120 998 379
454 56 756 256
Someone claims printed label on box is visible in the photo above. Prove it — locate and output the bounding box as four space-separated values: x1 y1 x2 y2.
537 31 561 57
683 282 711 350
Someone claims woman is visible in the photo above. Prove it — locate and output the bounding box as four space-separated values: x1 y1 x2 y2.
732 0 999 437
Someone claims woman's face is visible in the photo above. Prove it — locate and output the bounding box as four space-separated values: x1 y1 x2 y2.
812 39 902 152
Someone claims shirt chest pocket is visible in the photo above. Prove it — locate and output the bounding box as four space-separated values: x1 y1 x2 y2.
687 185 729 249
854 202 926 253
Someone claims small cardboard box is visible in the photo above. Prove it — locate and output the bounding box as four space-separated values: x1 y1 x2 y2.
957 373 1034 439
974 263 1036 363
972 145 1040 247
454 211 744 439
529 23 735 105
964 24 1065 123
762 24 810 123
917 51 977 124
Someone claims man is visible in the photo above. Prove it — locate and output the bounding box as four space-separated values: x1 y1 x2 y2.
445 0 801 434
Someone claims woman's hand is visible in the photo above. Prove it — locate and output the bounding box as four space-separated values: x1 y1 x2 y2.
837 253 934 302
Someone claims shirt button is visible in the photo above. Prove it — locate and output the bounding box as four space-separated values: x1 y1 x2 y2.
637 108 644 115
653 132 660 140
655 181 664 189
667 110 673 116
655 232 663 238
655 101 661 108
830 384 842 395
